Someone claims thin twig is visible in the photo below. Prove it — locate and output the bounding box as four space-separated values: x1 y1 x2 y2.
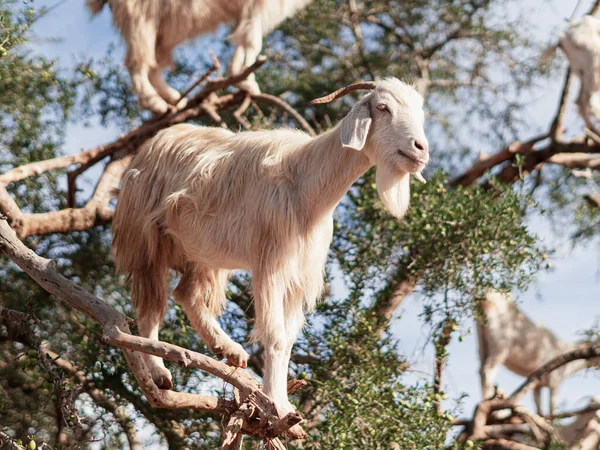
177 51 221 106
253 93 316 137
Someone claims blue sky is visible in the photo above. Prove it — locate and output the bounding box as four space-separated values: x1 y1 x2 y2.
25 0 600 443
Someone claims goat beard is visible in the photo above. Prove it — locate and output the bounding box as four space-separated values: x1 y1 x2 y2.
376 164 410 219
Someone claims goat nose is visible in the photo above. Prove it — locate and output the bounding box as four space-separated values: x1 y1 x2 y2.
412 139 428 153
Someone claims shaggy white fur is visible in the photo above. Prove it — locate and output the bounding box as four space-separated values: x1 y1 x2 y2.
112 78 429 417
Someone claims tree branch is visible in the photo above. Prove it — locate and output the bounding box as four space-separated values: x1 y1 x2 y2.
549 68 572 141
0 56 326 240
0 218 306 445
509 344 600 405
433 319 454 414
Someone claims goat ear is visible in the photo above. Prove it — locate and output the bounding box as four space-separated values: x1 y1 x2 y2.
341 101 372 151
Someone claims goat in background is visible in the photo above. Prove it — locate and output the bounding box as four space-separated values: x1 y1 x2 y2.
542 15 600 135
87 0 312 114
477 290 599 416
112 78 429 419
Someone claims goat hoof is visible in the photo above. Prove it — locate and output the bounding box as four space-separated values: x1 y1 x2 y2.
215 342 249 368
154 374 173 390
225 343 250 368
139 95 170 116
150 366 173 390
173 96 187 109
237 80 261 96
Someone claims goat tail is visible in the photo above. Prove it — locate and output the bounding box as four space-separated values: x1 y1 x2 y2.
112 164 171 323
86 0 107 16
539 43 559 69
130 265 169 326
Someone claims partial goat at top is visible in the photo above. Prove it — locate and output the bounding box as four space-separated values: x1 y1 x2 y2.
476 290 599 416
87 0 312 114
111 78 429 427
555 15 600 135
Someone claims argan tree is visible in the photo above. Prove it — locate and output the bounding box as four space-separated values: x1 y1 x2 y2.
1 0 599 449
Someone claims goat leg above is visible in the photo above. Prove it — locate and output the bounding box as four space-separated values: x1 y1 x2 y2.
88 0 312 114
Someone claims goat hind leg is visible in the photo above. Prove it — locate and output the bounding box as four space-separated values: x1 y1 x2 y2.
132 269 173 389
281 288 306 418
480 358 503 401
577 85 600 136
149 47 186 108
533 385 544 416
174 266 248 367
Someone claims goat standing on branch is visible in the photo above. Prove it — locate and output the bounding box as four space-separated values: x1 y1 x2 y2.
477 290 599 416
112 78 429 420
87 0 312 114
544 15 600 135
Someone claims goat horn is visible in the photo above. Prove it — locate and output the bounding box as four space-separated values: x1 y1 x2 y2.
310 82 377 104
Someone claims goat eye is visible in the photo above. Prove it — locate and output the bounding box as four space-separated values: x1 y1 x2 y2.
377 104 390 113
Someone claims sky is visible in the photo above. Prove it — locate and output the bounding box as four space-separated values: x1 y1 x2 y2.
24 0 600 444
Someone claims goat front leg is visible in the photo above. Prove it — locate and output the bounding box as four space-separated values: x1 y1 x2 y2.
480 354 505 401
577 84 600 136
253 274 294 416
123 26 170 115
149 46 187 108
229 20 262 95
174 265 249 367
549 386 558 417
131 268 173 389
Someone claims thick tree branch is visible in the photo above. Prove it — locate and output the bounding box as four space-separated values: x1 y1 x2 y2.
14 154 132 238
450 134 549 187
482 438 540 450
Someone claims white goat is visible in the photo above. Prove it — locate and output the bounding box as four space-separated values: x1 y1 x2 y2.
555 15 600 134
111 78 429 417
477 290 598 416
87 0 312 114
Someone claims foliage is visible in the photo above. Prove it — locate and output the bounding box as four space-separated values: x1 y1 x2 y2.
0 0 582 448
